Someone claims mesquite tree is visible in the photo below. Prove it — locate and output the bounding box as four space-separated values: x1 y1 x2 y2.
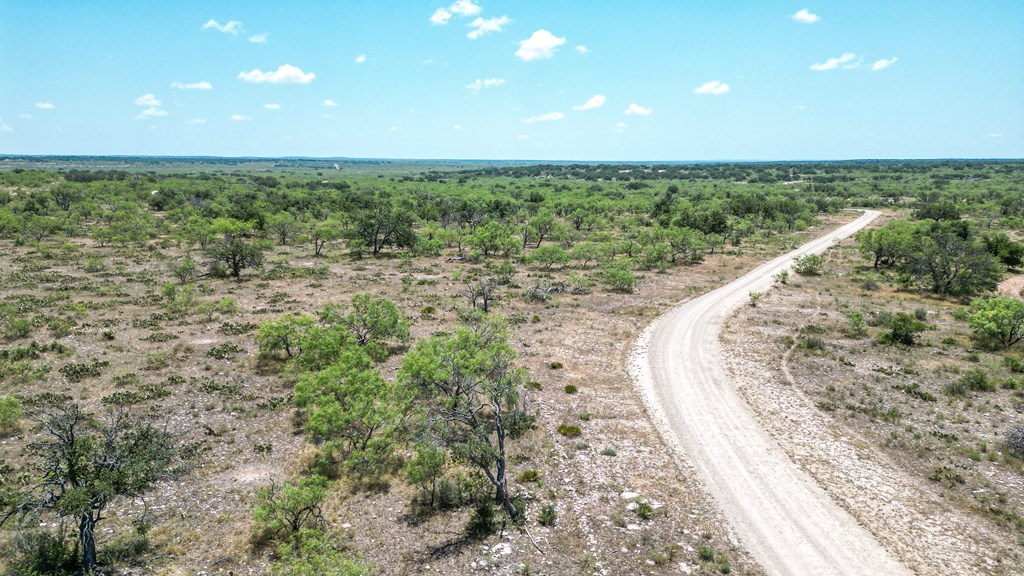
398 316 534 518
1 397 178 574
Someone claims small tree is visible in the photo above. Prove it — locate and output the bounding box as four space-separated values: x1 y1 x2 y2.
205 218 266 279
294 348 408 476
1 397 178 574
258 314 316 360
398 315 535 518
253 475 328 544
465 278 498 312
601 263 637 293
967 296 1024 349
321 294 411 351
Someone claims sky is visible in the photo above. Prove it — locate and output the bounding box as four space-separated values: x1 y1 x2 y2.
0 0 1022 161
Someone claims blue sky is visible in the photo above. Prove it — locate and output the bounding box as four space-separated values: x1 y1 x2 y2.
1 1 1021 160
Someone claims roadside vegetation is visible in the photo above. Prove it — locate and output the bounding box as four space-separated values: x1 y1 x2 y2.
0 158 1021 574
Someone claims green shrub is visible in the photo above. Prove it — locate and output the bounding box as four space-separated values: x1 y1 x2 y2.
635 501 654 520
270 529 371 576
946 368 994 396
550 361 563 369
557 424 582 438
466 500 497 539
5 316 33 340
253 475 328 546
698 545 715 562
538 504 557 527
517 469 541 483
563 384 578 394
877 312 928 346
792 254 823 276
601 264 636 293
0 395 23 433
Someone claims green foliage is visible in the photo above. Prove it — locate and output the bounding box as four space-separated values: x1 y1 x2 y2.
405 443 448 508
205 218 267 279
538 504 557 526
0 395 24 434
748 291 762 307
466 500 498 539
601 263 637 293
258 314 315 360
321 294 412 353
58 360 109 383
946 368 995 396
3 399 178 574
399 315 535 518
171 256 198 284
270 529 371 576
557 424 582 438
3 528 78 576
528 245 570 270
843 311 868 338
967 296 1024 349
876 312 928 346
294 347 407 477
253 476 328 545
792 254 824 276
772 269 789 285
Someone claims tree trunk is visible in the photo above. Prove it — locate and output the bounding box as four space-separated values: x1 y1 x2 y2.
79 513 98 573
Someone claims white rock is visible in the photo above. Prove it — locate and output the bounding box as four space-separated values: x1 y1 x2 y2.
620 491 640 500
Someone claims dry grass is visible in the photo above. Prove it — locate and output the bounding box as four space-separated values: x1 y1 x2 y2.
0 217 854 574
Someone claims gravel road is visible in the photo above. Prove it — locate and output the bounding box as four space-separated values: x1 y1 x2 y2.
631 210 914 576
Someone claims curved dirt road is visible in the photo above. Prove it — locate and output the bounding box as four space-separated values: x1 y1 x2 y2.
631 210 914 576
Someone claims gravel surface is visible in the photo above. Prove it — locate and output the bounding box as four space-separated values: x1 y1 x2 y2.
629 210 914 576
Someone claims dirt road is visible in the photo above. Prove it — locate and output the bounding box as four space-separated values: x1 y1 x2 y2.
631 210 914 576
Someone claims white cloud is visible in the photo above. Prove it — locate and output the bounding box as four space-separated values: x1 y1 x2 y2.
453 124 464 131
573 94 606 110
430 8 452 25
238 64 316 84
449 0 481 17
516 29 566 61
613 121 627 133
522 111 564 124
202 19 243 35
810 52 856 71
355 54 367 64
871 57 898 71
467 16 510 39
791 9 819 24
264 103 281 110
694 80 730 95
388 126 399 132
249 33 269 44
187 118 207 125
793 104 806 110
19 114 33 119
0 116 12 133
135 107 168 120
575 45 589 54
230 114 252 121
624 103 652 116
35 102 55 110
466 77 506 92
985 133 1003 139
134 93 161 107
323 99 339 107
170 81 212 90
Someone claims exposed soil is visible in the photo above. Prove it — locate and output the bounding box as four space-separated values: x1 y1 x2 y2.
721 225 1024 575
